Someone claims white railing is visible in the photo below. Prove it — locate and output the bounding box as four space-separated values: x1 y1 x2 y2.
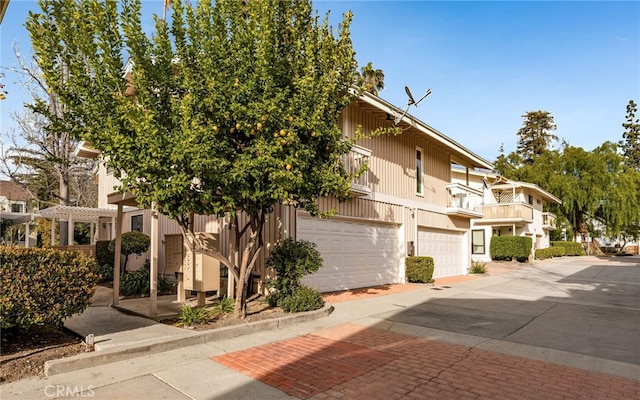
445 183 483 216
342 145 372 195
542 212 557 229
475 202 534 221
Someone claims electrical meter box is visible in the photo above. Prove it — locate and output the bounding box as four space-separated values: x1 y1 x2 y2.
165 232 221 292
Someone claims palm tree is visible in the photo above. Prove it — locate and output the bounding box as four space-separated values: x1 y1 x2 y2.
356 62 384 96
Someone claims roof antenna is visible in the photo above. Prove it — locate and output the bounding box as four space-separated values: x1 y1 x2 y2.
394 86 431 125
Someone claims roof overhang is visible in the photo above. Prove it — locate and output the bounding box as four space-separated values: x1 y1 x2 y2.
354 90 494 170
491 182 562 205
74 141 101 159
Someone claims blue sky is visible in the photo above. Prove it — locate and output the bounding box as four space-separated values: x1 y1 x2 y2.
2 0 639 164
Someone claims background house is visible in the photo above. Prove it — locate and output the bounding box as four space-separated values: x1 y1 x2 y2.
451 167 562 263
0 179 36 246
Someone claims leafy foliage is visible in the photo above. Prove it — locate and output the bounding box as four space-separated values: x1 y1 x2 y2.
277 286 324 313
490 236 532 262
469 260 487 274
95 240 114 269
94 263 114 284
27 0 375 318
177 305 212 327
405 256 435 283
109 231 150 272
266 238 323 306
355 62 384 96
0 246 97 329
535 246 565 260
516 110 558 166
550 241 584 256
212 296 235 314
620 100 640 171
119 263 170 296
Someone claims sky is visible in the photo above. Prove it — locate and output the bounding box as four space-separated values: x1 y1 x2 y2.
1 0 639 165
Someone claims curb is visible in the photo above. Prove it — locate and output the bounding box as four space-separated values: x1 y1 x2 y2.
45 303 334 376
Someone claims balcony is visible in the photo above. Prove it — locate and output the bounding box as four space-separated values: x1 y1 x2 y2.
342 145 372 196
445 183 484 218
474 202 534 226
542 212 557 230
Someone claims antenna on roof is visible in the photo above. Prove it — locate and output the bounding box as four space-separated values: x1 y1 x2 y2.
394 86 431 125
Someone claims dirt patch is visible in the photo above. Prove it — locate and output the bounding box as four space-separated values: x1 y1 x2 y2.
0 325 86 383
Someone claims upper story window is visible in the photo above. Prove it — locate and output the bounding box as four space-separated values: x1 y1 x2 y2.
416 147 423 195
528 195 534 205
10 203 23 213
131 214 144 232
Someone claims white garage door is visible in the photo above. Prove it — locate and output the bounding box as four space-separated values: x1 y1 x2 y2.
418 228 465 278
297 216 402 293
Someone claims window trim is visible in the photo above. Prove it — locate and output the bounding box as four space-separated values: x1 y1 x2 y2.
472 229 485 255
416 147 424 196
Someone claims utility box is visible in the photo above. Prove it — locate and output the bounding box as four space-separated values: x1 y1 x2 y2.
182 232 221 292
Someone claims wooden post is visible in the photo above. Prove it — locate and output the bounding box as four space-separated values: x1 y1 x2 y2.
150 203 158 316
113 203 123 306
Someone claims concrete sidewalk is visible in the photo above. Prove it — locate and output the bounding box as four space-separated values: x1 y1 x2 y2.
1 256 638 399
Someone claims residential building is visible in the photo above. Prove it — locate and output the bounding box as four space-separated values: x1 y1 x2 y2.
78 91 493 299
0 179 36 246
451 167 562 263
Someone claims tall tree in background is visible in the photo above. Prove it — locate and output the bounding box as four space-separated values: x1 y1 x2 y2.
516 110 558 165
28 0 393 317
355 61 384 96
620 100 640 171
0 46 97 244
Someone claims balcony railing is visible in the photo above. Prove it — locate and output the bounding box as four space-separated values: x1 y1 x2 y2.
474 202 534 223
542 212 557 230
342 145 372 196
445 183 484 218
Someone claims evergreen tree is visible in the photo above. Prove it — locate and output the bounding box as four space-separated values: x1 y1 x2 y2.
355 61 384 96
516 110 558 165
620 100 640 171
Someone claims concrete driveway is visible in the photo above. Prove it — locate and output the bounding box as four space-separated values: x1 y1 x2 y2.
377 256 640 365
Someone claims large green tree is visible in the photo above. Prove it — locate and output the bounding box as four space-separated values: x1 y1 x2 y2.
27 0 385 317
516 110 558 165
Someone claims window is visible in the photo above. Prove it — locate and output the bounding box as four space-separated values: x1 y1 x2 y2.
528 195 533 205
131 215 143 232
10 203 23 213
472 230 485 254
416 147 423 195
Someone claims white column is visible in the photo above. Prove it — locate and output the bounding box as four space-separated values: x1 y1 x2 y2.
113 203 123 305
67 216 74 246
24 221 30 248
50 217 56 246
150 203 158 316
90 222 95 244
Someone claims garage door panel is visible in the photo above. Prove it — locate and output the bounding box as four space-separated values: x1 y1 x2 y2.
418 228 465 278
298 216 401 292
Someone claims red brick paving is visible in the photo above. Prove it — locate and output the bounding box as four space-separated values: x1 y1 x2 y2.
213 323 640 400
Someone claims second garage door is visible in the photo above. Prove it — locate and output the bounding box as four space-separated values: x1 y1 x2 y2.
297 215 402 293
418 228 465 278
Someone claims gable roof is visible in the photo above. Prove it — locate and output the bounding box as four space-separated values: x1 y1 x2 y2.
0 180 31 202
356 90 494 170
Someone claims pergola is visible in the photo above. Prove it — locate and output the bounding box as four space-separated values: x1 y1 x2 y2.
0 212 38 247
38 205 118 245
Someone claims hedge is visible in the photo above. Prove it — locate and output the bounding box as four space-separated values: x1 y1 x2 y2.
535 246 565 260
490 236 532 262
95 240 114 268
0 246 98 329
405 256 435 283
551 241 584 256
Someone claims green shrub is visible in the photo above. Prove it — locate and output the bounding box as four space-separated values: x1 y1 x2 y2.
405 256 435 283
266 238 323 306
95 240 114 268
177 305 212 327
109 231 151 271
551 241 584 256
490 236 532 262
94 263 114 283
212 296 234 314
469 260 487 274
0 246 98 329
277 286 324 313
535 246 566 260
120 263 170 296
